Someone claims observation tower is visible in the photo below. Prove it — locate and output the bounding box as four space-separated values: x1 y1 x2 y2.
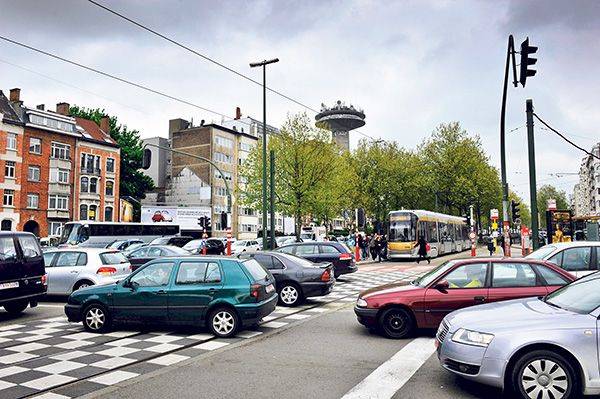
315 100 365 151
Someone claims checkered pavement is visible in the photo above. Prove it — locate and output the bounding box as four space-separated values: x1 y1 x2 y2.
0 268 422 399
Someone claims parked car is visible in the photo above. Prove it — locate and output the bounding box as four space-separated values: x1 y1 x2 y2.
276 236 301 246
276 242 357 278
43 248 132 295
437 272 600 399
40 235 60 248
126 245 190 271
354 258 575 339
238 252 335 306
183 238 225 255
526 241 600 278
149 235 194 248
231 240 261 254
122 242 147 256
106 239 144 251
0 232 47 315
64 256 277 337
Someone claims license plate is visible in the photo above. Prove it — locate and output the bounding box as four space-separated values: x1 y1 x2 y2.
0 282 19 290
266 284 274 293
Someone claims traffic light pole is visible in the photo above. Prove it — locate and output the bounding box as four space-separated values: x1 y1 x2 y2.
269 150 275 250
526 99 540 250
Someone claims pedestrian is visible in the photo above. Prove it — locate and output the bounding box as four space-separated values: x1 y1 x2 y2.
360 235 368 260
369 234 378 261
497 234 506 256
380 234 388 261
375 235 384 262
487 237 495 256
414 235 430 264
357 233 364 259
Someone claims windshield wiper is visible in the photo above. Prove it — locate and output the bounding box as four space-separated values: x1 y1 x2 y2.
544 299 563 310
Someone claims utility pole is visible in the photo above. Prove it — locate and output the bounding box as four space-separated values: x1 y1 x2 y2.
526 99 540 250
269 150 276 250
250 58 279 250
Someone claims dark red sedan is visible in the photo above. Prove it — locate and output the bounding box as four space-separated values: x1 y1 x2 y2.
354 258 575 339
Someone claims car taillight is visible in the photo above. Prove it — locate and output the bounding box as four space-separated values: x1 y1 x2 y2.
97 266 117 276
250 284 261 300
41 274 47 285
321 269 331 282
339 253 352 261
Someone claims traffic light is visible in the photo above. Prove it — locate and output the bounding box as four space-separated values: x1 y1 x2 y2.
519 37 538 87
356 208 365 229
142 148 152 169
511 200 521 224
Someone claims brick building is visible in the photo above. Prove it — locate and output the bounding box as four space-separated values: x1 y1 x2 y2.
0 88 120 237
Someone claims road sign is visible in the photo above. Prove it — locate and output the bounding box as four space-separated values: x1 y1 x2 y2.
547 199 557 211
469 231 476 240
492 221 498 230
490 208 499 219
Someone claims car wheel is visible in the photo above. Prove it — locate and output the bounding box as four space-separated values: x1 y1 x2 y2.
3 300 28 315
512 350 578 399
278 283 303 307
378 307 414 339
82 303 112 333
208 307 239 338
74 280 94 291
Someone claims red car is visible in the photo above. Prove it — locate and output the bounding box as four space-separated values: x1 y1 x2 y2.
354 258 575 339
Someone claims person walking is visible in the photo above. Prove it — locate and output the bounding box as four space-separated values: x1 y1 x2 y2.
380 234 388 261
369 234 378 261
415 235 430 264
497 234 506 256
361 235 369 260
375 235 384 263
487 237 495 256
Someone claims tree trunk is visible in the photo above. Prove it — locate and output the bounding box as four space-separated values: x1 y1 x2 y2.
294 211 301 242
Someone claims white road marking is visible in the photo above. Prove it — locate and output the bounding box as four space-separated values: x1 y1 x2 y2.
37 303 65 308
341 338 436 399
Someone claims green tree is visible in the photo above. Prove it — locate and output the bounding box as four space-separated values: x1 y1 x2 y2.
536 184 569 228
238 113 348 237
69 106 154 220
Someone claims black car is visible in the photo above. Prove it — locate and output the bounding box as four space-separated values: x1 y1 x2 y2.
126 245 190 271
182 238 225 255
275 242 357 278
149 236 195 248
239 252 335 306
0 232 47 315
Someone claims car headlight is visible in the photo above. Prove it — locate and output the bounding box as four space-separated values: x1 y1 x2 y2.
451 328 494 347
356 298 368 307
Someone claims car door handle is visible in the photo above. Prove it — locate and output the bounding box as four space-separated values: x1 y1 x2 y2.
474 296 486 302
208 288 216 293
70 270 79 274
156 290 167 295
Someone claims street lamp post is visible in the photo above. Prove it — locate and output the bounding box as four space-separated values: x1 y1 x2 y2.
250 58 279 250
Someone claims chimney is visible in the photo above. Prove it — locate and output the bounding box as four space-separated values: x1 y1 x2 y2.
235 107 242 120
9 88 20 102
100 116 110 133
169 118 190 135
56 102 69 115
36 104 45 111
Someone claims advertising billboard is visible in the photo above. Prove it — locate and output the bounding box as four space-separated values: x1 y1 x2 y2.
141 206 211 230
120 199 134 222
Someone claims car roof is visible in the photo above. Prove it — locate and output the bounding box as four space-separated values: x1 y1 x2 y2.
543 241 600 249
453 257 552 265
0 231 36 237
46 247 120 254
149 255 236 262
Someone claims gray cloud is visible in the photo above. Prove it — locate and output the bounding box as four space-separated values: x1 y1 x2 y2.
504 0 600 32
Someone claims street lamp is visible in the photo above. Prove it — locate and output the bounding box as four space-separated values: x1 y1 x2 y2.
250 57 279 250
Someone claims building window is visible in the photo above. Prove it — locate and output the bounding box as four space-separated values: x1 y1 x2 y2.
213 152 232 164
214 136 233 149
80 177 89 193
49 222 63 236
80 204 88 220
49 195 68 210
50 168 69 184
51 142 70 160
104 206 113 222
239 142 254 152
81 153 100 174
90 177 98 194
28 166 41 182
214 170 232 181
4 161 15 178
27 194 39 209
7 134 17 150
29 137 42 154
105 180 114 196
1 219 12 231
215 186 228 197
106 157 115 173
3 190 14 206
89 204 97 221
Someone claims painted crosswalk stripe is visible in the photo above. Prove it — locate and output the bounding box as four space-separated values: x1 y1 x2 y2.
341 338 436 399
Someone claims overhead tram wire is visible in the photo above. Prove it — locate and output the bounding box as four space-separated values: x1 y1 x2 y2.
0 34 258 130
533 112 600 161
84 0 377 142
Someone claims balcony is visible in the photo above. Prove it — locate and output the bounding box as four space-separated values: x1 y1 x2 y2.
48 183 70 195
80 166 101 176
80 191 101 201
50 158 71 170
47 210 70 219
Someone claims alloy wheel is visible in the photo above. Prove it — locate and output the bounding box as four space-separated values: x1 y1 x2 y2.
280 286 299 305
85 307 105 331
212 311 235 335
521 359 569 399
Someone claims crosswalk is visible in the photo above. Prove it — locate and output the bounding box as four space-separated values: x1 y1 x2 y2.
0 268 423 399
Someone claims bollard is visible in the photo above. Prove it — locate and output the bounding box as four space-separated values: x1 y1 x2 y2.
226 229 232 256
471 242 476 257
355 233 360 262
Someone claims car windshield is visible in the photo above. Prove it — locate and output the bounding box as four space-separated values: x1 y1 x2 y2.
107 241 126 249
166 246 190 255
232 241 246 247
100 252 129 264
183 240 201 250
277 253 314 267
545 276 600 314
242 259 268 281
526 245 557 260
412 260 459 287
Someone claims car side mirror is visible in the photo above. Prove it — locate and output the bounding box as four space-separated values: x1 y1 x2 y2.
434 280 449 291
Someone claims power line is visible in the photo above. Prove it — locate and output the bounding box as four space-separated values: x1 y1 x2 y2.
533 112 600 161
84 0 376 141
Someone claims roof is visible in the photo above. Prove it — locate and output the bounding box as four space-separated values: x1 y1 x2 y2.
45 247 121 254
75 117 118 147
541 241 600 249
389 210 466 224
0 91 22 125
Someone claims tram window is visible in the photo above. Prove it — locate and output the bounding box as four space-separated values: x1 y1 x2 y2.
429 222 438 243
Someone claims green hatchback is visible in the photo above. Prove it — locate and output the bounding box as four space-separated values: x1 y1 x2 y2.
64 256 277 338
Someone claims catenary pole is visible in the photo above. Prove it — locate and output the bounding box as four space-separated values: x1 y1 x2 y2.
526 99 539 250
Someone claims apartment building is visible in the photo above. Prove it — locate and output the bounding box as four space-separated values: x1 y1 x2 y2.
573 143 600 217
0 88 120 236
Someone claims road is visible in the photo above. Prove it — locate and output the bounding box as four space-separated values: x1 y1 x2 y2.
0 248 547 399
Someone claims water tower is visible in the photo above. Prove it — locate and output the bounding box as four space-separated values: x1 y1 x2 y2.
315 100 365 151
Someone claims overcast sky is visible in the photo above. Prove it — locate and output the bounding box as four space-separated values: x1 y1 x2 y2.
1 0 598 203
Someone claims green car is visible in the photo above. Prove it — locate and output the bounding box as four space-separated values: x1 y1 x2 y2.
64 256 277 338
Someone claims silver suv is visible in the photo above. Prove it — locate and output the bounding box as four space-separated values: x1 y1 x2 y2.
43 248 131 295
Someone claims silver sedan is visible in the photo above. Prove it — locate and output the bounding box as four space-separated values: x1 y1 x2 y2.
436 273 600 399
